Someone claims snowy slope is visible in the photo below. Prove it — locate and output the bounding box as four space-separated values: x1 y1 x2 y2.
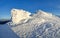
8 9 60 38
0 24 19 38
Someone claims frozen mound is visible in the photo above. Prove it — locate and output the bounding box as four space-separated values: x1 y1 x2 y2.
8 9 60 38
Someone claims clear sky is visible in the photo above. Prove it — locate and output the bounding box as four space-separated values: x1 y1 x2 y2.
0 0 60 19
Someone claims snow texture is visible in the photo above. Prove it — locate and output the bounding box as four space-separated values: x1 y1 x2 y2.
11 8 31 24
8 9 60 38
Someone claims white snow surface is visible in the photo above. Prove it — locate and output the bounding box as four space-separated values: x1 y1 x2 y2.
11 8 31 24
8 9 60 38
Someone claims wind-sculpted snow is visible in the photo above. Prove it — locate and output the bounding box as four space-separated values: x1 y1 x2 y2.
8 9 60 38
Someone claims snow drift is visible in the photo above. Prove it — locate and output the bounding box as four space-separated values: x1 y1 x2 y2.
8 9 60 38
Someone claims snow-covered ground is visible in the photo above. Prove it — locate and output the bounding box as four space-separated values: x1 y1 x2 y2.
7 9 60 38
0 24 20 38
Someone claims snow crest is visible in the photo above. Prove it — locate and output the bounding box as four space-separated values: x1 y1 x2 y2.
11 8 31 24
8 9 60 38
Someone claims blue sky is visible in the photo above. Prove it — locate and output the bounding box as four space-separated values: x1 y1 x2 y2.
0 0 60 19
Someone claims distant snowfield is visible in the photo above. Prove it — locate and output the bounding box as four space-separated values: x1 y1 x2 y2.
8 9 60 38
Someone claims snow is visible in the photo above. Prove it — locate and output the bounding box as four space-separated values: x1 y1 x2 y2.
38 10 52 16
0 24 20 38
11 8 31 24
8 9 60 38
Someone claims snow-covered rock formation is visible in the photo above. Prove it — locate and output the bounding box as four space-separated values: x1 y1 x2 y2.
8 9 60 38
11 9 31 24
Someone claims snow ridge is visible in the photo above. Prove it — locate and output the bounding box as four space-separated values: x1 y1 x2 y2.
11 8 31 24
8 9 60 38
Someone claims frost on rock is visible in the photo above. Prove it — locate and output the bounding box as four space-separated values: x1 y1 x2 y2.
8 9 60 38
